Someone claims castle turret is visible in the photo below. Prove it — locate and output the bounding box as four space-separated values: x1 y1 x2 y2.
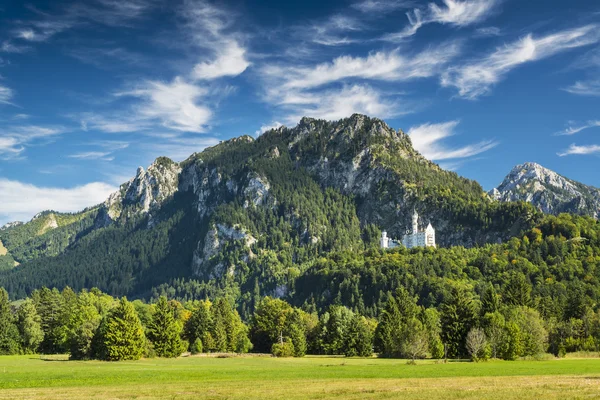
381 231 389 248
412 209 419 234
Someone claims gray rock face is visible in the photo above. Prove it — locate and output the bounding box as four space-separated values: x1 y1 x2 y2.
102 157 182 224
491 162 600 218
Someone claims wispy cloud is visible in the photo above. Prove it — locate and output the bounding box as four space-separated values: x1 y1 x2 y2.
475 26 502 37
67 47 148 69
0 84 13 104
352 0 416 13
558 143 600 156
0 179 117 225
117 77 212 133
293 14 367 47
1 41 30 53
68 151 114 160
12 0 157 43
563 80 600 96
442 24 600 99
184 0 250 80
260 42 459 122
78 113 149 133
407 120 497 161
383 0 499 41
263 43 460 91
555 120 600 136
280 84 403 123
0 125 65 159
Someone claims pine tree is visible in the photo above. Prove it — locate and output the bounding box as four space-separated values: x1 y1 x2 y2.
345 315 373 357
440 286 476 358
96 297 146 361
185 300 214 352
0 288 20 355
504 272 531 307
16 298 44 354
147 296 186 358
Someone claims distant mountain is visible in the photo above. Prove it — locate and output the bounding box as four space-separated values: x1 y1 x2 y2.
490 162 600 218
0 114 538 301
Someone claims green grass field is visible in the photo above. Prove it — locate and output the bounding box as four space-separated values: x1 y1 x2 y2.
1 355 600 399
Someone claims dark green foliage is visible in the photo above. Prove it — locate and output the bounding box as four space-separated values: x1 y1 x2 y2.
344 315 373 357
440 287 477 358
147 296 186 358
184 298 251 353
16 299 43 354
96 297 146 361
0 288 20 354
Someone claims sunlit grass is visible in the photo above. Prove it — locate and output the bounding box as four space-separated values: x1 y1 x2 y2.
1 355 599 399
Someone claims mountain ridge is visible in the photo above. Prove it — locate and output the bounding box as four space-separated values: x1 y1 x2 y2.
0 114 539 300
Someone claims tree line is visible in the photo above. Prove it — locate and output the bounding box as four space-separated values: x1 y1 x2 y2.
2 281 598 361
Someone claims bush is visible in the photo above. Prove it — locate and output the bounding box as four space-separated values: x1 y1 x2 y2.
272 341 295 357
191 338 203 355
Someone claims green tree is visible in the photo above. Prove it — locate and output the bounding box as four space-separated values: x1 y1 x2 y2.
344 315 373 357
147 296 186 358
0 288 19 354
16 298 44 354
250 297 293 352
96 297 146 361
504 272 531 307
440 286 476 358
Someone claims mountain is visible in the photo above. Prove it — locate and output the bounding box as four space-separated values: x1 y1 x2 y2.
0 114 538 302
490 162 600 219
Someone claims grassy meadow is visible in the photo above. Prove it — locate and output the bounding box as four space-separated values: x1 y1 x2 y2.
1 355 600 399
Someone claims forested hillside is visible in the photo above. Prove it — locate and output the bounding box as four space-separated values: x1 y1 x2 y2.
2 212 600 360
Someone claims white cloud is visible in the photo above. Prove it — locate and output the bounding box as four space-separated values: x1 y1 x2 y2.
442 24 600 99
0 84 13 104
264 43 460 91
558 143 600 156
11 0 156 43
117 77 212 132
407 120 497 161
555 121 600 136
0 126 64 159
563 80 600 96
281 85 403 124
0 179 117 225
352 0 416 13
1 41 30 53
184 0 250 80
260 43 458 123
383 0 499 41
78 113 149 133
255 121 283 136
475 26 502 37
192 40 249 80
68 151 113 160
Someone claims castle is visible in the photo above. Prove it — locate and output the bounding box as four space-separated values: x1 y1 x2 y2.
380 210 436 250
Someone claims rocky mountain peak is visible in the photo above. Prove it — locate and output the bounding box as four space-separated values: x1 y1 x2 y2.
492 162 600 218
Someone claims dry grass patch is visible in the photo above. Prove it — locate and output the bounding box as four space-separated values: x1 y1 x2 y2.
1 375 599 400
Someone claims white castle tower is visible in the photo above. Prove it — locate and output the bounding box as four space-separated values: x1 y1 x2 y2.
380 209 436 250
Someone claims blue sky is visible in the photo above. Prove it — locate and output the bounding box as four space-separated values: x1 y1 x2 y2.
0 0 599 224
